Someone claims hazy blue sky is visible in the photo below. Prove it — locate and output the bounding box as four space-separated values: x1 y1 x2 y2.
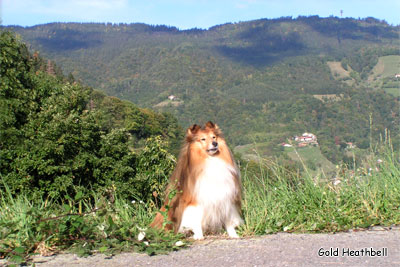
2 0 399 29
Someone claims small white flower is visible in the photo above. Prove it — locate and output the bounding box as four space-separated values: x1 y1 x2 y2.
143 241 149 246
131 200 136 204
139 200 144 204
333 180 341 186
175 241 184 247
283 226 290 232
138 231 146 241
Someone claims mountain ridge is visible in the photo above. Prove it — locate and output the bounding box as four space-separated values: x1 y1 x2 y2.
5 15 399 164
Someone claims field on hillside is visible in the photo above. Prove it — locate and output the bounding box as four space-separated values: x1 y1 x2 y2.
235 142 336 177
285 146 336 176
369 55 400 96
373 55 400 78
234 142 276 161
327 61 351 79
384 88 400 97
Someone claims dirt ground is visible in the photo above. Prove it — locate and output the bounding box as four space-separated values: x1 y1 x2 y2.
4 227 400 267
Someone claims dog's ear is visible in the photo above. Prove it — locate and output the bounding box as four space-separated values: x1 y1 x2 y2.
186 124 200 142
205 121 216 129
187 124 200 135
205 121 221 135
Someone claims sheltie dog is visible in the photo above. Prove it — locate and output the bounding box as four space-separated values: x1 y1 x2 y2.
151 121 242 239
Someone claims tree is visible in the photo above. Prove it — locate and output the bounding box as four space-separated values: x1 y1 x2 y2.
0 31 177 201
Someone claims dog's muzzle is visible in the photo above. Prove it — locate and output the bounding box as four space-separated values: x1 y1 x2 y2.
207 142 219 154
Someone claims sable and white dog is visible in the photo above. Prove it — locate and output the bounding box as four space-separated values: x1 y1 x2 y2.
151 121 242 239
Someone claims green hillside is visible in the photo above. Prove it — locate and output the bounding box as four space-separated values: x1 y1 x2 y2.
6 16 400 165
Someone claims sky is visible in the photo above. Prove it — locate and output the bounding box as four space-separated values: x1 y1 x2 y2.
1 0 399 29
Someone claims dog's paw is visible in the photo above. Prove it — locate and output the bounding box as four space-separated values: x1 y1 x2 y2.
192 233 204 240
228 232 239 238
226 227 239 238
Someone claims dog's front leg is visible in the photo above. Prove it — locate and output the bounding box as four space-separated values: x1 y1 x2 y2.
225 206 242 238
226 225 239 238
179 205 204 240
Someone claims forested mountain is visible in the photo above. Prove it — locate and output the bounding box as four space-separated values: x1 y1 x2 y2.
5 16 400 164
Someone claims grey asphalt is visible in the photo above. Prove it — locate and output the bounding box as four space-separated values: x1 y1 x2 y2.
17 227 400 266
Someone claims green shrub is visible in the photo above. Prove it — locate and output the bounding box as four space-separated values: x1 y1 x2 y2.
0 31 177 202
135 136 176 205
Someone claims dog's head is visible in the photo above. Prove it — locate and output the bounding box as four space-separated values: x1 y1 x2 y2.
186 121 222 156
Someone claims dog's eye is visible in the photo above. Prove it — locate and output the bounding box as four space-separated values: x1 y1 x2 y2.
212 136 216 139
201 138 206 141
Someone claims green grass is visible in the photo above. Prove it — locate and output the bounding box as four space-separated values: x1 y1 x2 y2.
239 143 400 236
1 143 399 265
0 185 186 265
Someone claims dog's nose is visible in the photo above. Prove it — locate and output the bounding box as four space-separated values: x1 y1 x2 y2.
212 141 218 147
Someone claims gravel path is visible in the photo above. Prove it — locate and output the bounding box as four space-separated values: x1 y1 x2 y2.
11 227 400 267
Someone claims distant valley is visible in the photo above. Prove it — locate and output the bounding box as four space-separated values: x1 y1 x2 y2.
6 16 399 168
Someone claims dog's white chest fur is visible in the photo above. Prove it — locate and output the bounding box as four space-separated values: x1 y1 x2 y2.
195 157 238 206
195 157 241 231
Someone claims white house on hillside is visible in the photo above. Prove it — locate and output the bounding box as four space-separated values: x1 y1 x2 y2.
293 132 318 147
295 132 317 142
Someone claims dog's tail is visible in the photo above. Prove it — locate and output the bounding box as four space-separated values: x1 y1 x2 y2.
150 209 165 229
150 206 174 231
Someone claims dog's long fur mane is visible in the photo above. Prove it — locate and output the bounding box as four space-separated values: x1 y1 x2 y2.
150 122 241 233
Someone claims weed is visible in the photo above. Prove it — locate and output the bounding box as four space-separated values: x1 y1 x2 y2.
0 183 186 265
239 140 400 236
